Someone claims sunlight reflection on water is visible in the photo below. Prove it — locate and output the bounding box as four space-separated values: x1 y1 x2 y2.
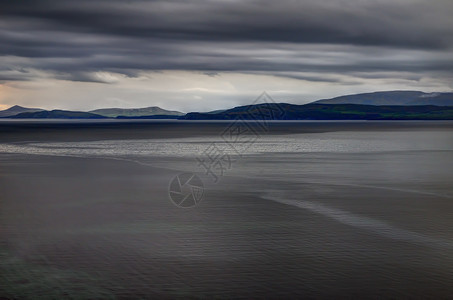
1 131 451 158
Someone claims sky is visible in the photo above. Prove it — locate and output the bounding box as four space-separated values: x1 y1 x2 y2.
0 0 452 112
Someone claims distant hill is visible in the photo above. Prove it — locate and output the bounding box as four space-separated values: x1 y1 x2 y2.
10 110 107 119
116 115 180 119
313 91 453 106
205 109 228 114
2 91 453 120
0 105 44 117
182 103 453 120
89 106 184 117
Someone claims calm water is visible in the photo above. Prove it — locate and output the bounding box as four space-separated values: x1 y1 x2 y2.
1 121 452 298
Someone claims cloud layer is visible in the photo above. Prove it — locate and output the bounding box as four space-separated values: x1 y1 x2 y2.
1 0 452 109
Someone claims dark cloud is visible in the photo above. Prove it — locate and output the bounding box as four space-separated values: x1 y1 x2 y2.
0 0 452 83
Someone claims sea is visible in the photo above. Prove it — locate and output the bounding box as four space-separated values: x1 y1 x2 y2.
0 120 452 298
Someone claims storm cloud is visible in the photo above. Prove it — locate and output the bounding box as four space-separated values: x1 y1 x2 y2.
0 0 452 109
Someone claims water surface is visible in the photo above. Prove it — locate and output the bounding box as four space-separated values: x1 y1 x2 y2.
1 121 452 298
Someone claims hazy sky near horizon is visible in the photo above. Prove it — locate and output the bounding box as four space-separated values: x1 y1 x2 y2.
1 0 453 112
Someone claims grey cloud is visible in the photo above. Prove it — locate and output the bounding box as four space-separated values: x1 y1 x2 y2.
0 0 452 83
2 0 452 48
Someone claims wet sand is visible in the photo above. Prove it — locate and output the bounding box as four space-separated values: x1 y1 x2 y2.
1 121 453 299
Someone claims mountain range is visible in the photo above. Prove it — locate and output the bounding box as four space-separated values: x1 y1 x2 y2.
314 91 453 106
1 90 452 120
89 106 184 117
0 105 44 117
1 106 184 119
11 110 108 119
182 103 453 120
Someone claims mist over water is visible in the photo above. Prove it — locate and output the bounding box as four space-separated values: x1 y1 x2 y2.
1 121 453 298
